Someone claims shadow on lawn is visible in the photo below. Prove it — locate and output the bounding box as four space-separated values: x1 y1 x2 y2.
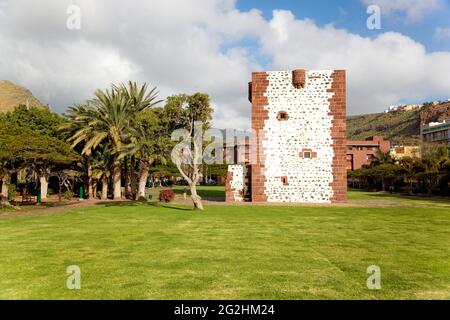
360 191 450 203
97 201 193 211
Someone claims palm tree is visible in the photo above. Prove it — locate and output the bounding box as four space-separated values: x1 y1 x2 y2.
124 125 170 198
91 145 112 200
417 145 449 195
119 81 162 115
64 82 161 200
400 157 418 195
77 88 130 199
119 82 162 198
61 104 96 199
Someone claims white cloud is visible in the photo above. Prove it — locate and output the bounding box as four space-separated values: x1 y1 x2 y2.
260 10 450 115
0 1 450 130
434 27 450 40
361 0 443 22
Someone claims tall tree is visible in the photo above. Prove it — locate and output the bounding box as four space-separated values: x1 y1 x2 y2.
91 144 112 200
63 82 161 200
0 123 78 202
0 106 67 199
168 93 213 210
119 82 162 198
60 104 97 198
123 108 171 198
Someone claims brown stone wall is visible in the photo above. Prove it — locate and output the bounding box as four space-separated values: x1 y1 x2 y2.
328 70 347 203
250 72 269 202
225 170 234 202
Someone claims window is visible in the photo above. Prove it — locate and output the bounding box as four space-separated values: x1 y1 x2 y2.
280 176 288 185
277 111 289 121
300 148 315 159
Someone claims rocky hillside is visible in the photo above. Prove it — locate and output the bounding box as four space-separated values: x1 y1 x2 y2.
347 102 450 145
0 80 46 113
347 109 421 145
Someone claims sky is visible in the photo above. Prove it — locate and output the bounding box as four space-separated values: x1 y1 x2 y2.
1 0 450 130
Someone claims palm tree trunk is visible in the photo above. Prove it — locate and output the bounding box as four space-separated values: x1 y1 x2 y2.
101 175 108 200
131 155 137 199
138 161 149 198
87 158 94 199
112 158 121 200
124 156 130 198
92 180 97 199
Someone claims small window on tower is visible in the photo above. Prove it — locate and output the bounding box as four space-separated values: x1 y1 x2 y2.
277 111 289 121
280 176 288 185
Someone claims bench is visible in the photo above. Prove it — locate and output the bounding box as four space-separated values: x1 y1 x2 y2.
22 193 36 204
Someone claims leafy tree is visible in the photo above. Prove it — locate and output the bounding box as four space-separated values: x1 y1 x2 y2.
0 105 63 138
415 145 449 195
0 123 78 202
168 93 213 210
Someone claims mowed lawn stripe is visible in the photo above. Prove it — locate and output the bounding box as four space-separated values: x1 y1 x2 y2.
0 203 449 299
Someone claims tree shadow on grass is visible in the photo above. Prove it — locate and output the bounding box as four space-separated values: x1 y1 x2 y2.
97 200 194 211
363 192 450 204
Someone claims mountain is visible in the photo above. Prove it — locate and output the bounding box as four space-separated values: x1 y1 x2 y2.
347 109 421 145
0 80 46 113
347 102 450 145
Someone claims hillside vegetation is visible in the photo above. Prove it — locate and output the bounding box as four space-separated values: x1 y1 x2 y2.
347 109 421 145
0 80 46 113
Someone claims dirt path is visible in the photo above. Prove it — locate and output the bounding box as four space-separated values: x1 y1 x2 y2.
0 200 106 220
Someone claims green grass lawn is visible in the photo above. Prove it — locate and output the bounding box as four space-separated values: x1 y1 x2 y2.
148 185 226 199
0 192 449 299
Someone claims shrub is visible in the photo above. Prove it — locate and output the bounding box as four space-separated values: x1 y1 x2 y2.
137 196 148 203
62 190 74 200
159 189 175 202
8 184 16 201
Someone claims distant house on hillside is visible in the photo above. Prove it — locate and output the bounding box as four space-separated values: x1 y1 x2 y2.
384 104 422 113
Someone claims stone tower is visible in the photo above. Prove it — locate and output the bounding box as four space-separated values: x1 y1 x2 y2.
226 69 347 203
